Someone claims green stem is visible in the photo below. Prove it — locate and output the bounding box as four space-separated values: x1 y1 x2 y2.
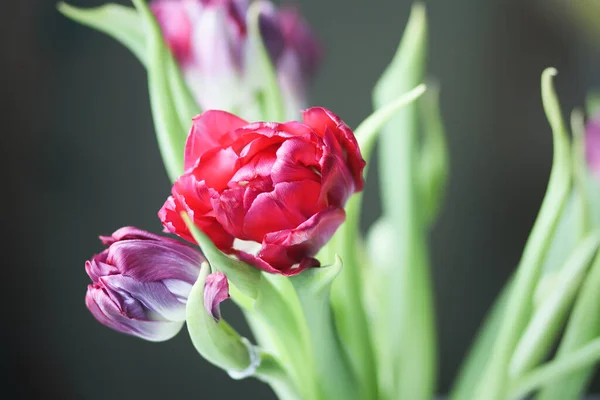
291 261 358 400
253 275 319 400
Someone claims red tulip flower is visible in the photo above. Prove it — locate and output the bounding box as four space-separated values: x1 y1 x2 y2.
159 108 365 275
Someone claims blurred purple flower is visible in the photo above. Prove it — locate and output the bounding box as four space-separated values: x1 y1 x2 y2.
85 227 204 341
586 115 600 179
151 0 321 119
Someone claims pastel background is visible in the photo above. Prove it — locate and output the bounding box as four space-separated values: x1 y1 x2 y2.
3 0 600 398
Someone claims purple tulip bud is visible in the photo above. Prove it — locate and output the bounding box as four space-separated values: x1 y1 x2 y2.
586 115 600 179
203 272 230 322
85 227 205 341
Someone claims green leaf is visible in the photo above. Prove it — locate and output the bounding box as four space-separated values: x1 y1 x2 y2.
187 263 295 397
355 83 426 161
58 2 146 65
418 84 449 225
291 257 358 400
535 106 600 400
245 2 284 122
60 1 200 180
370 3 435 399
182 213 260 299
472 68 572 399
186 262 255 373
509 232 600 377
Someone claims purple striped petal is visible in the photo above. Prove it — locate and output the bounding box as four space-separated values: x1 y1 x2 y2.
204 272 230 322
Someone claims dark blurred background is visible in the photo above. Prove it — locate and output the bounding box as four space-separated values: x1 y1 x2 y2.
3 0 600 398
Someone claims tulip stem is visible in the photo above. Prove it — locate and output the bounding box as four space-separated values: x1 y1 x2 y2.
290 259 359 400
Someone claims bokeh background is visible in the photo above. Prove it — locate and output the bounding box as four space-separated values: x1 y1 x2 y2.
4 0 600 398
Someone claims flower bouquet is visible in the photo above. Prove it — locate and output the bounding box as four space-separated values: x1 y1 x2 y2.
60 1 600 399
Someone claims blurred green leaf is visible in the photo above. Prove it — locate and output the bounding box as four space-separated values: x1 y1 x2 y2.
536 251 600 400
473 68 572 399
246 2 284 122
536 108 600 400
418 84 449 225
509 232 600 377
133 0 191 181
511 337 600 400
329 83 425 399
370 3 435 399
58 2 146 65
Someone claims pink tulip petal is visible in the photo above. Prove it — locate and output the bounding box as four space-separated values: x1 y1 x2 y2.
271 138 321 184
237 207 345 274
243 180 321 241
192 147 239 191
159 175 235 251
319 128 356 207
151 0 194 63
185 110 248 170
303 107 365 191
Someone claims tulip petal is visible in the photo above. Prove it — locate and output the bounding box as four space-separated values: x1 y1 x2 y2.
160 175 235 251
243 180 321 241
101 275 187 321
204 272 230 322
86 284 184 342
238 207 345 274
303 107 365 191
100 226 164 245
192 147 239 191
319 128 356 207
185 110 248 170
151 0 194 62
271 137 321 184
106 241 201 284
278 7 321 80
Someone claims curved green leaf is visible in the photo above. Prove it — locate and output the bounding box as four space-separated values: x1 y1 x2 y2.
58 2 146 65
473 68 572 399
